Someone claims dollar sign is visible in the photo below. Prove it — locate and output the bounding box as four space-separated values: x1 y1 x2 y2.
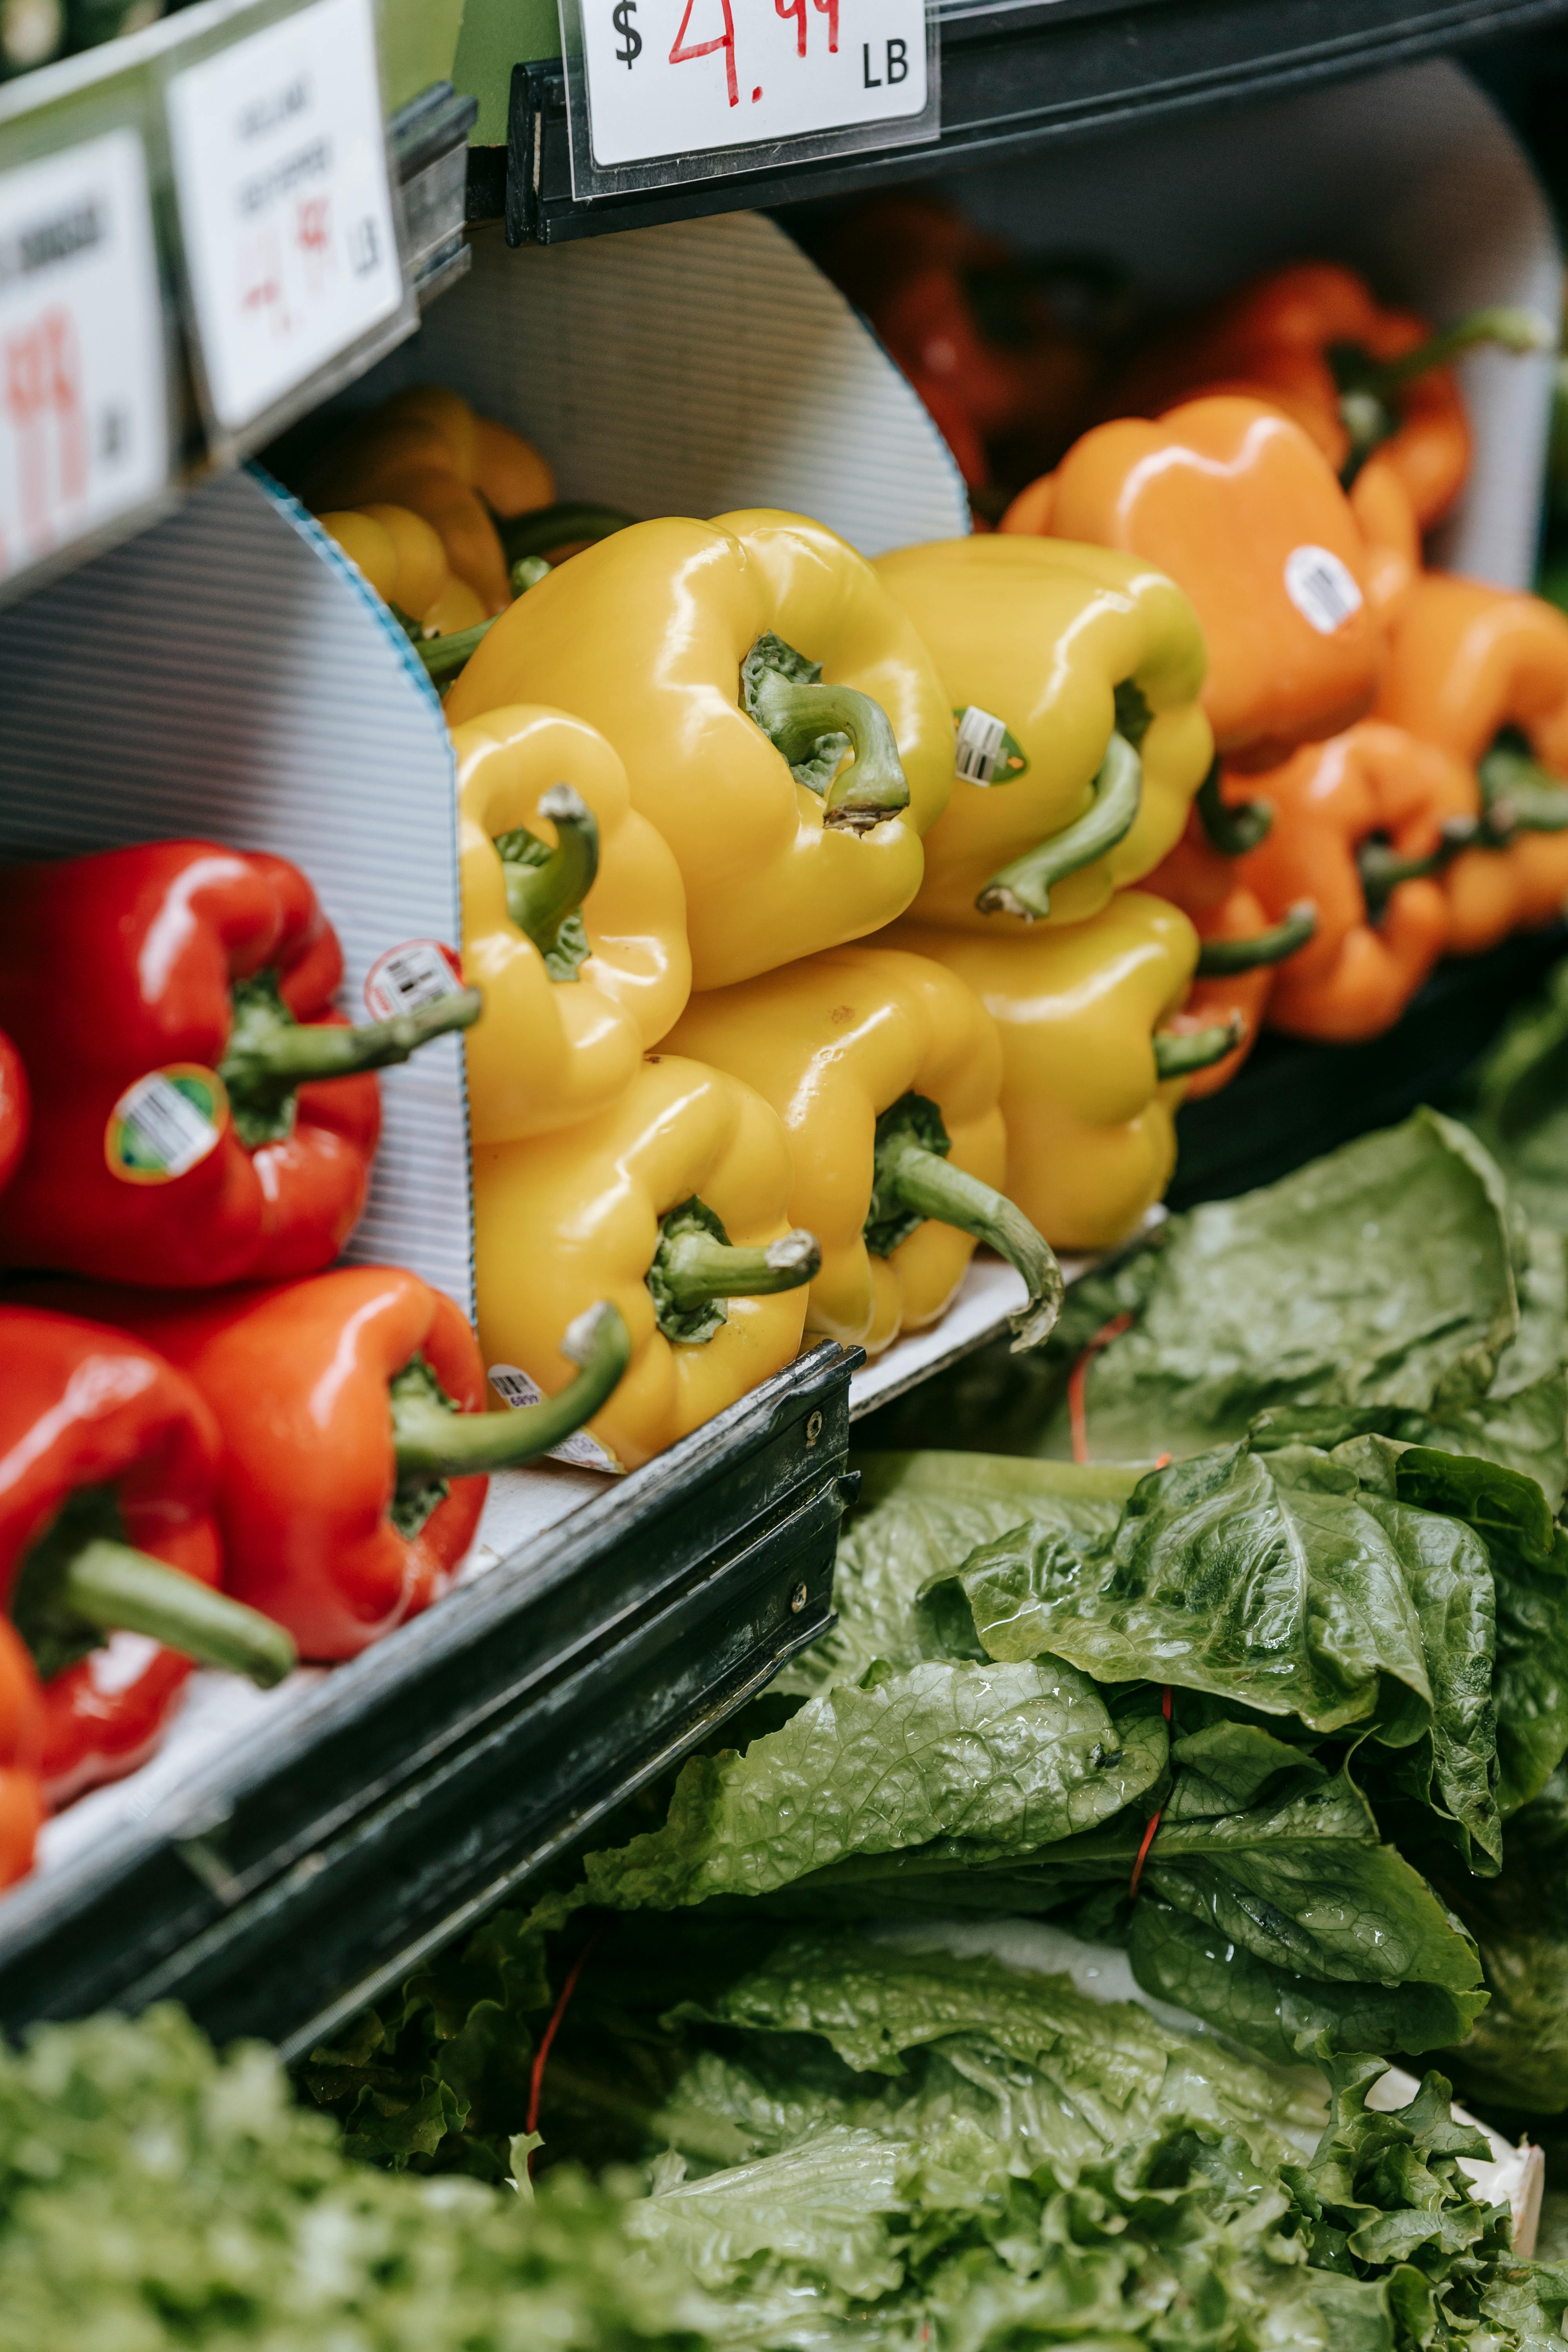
612 0 641 65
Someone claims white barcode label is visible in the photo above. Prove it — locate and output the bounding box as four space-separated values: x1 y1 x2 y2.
487 1363 622 1474
955 704 1011 786
104 1065 226 1185
1283 545 1364 636
364 938 464 1021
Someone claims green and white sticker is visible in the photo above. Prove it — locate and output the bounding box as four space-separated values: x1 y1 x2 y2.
104 1065 227 1185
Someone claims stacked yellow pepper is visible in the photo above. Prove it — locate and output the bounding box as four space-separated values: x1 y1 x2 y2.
316 390 1234 1465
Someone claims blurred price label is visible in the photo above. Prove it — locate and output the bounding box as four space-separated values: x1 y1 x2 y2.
579 0 928 169
165 0 403 433
0 128 167 588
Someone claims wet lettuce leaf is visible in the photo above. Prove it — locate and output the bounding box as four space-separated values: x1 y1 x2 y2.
1440 1763 1568 2117
932 1442 1502 1871
1045 1110 1523 1463
1463 954 1568 1234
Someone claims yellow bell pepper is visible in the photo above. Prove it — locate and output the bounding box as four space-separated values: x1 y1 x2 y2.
667 946 1061 1356
445 510 955 989
456 705 691 1142
888 894 1240 1252
318 503 490 637
474 1055 819 1472
305 387 555 615
873 536 1213 933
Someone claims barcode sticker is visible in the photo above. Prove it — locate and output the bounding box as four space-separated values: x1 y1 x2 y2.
0 128 169 588
164 0 404 432
487 1363 622 1474
1283 545 1364 636
104 1066 227 1185
955 704 1010 786
364 938 464 1021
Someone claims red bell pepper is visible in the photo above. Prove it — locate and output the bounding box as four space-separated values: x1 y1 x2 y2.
0 1308 297 1809
47 1268 632 1661
0 842 480 1288
0 1617 43 1889
0 1024 27 1198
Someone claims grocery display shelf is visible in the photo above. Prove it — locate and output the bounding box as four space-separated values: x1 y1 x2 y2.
475 0 1568 242
0 1342 855 2059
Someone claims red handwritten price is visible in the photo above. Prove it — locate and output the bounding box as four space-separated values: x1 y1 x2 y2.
578 0 929 174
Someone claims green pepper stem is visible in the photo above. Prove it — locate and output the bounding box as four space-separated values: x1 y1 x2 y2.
1357 817 1476 918
416 618 497 685
1359 306 1554 395
877 1134 1063 1352
1195 757 1272 857
742 634 909 829
657 1227 820 1314
497 502 639 566
392 1303 632 1477
1152 1016 1246 1080
220 985 481 1098
503 786 601 952
1194 901 1316 975
976 730 1142 920
59 1541 296 1688
510 555 551 597
1478 737 1568 838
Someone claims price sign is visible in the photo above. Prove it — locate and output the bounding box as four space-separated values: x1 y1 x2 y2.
0 128 167 590
574 0 931 173
165 0 404 434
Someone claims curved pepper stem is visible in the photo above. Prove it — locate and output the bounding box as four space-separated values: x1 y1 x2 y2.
497 501 639 566
1354 306 1554 396
1152 1015 1246 1080
1194 757 1272 857
647 1196 820 1345
866 1093 1063 1353
498 786 601 973
976 730 1143 920
1357 817 1476 920
1478 728 1568 840
1194 901 1317 975
57 1541 296 1686
415 617 497 686
741 632 909 831
390 1302 632 1481
220 973 482 1147
1334 308 1553 482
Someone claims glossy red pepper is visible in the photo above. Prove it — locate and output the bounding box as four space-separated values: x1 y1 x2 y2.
0 1307 296 1809
51 1267 632 1661
0 842 479 1288
0 1618 42 1888
0 1025 28 1199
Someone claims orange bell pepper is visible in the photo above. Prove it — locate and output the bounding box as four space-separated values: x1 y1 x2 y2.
1223 720 1474 1040
1141 818 1316 1096
1099 262 1548 528
1375 573 1568 953
1000 397 1381 771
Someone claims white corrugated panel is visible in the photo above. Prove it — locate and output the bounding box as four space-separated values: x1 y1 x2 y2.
335 210 970 557
0 466 473 1313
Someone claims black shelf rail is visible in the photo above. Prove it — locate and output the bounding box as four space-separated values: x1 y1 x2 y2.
477 0 1568 242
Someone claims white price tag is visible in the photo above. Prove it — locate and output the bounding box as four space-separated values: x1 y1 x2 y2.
1283 544 1363 636
165 0 403 433
579 0 928 168
363 938 464 1021
0 129 167 587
